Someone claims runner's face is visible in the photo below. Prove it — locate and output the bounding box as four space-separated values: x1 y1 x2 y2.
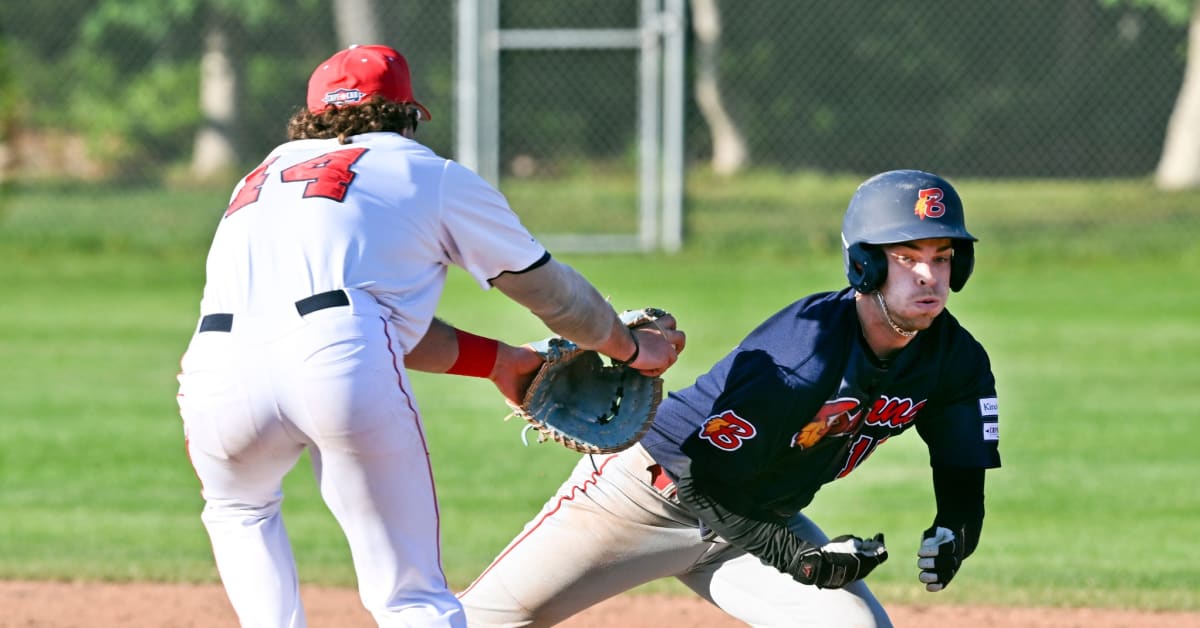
878 238 953 330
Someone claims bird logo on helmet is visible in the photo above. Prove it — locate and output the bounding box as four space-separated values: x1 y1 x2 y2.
913 187 947 220
841 169 977 294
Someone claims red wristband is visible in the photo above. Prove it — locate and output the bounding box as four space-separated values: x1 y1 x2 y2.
446 329 499 378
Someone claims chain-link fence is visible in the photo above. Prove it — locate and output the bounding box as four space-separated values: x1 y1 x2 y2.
695 1 1186 178
0 0 1193 251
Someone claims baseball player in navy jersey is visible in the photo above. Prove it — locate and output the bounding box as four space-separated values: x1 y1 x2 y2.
175 44 685 628
459 169 1001 627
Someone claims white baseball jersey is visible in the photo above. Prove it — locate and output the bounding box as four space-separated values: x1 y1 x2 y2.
179 131 546 628
200 131 546 350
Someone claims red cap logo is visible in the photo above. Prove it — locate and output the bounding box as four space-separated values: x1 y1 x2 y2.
306 45 432 120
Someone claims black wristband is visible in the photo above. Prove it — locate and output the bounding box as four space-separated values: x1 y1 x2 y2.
612 329 640 367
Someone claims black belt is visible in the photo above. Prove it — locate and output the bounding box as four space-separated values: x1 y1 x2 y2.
199 290 350 333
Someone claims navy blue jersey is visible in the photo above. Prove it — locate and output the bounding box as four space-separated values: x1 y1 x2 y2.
641 288 1000 519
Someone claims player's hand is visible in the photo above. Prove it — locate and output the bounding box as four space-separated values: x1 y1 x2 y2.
918 525 966 592
627 313 686 378
792 533 888 589
488 343 546 406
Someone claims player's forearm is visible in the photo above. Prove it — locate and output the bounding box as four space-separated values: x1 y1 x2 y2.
491 259 635 359
406 318 542 404
405 318 460 372
931 466 985 558
674 468 817 578
406 318 502 376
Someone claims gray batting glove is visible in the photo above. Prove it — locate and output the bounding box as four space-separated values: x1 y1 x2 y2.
917 525 966 592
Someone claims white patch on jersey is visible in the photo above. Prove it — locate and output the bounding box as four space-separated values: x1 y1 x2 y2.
983 421 1000 441
978 397 999 417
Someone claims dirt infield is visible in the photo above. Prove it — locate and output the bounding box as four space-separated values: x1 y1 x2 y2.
2 581 1199 627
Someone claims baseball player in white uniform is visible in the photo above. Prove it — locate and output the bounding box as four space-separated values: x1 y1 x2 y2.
176 44 686 628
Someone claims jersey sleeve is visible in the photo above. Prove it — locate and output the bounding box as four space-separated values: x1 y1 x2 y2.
680 350 805 514
438 160 547 289
916 340 1001 469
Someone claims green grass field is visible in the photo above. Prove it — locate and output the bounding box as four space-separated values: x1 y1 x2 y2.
1 174 1198 611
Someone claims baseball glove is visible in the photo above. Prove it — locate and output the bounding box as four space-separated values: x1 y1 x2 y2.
507 308 669 454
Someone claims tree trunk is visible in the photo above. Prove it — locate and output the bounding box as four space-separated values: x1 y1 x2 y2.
690 0 747 176
1155 6 1200 189
191 24 238 181
333 0 380 47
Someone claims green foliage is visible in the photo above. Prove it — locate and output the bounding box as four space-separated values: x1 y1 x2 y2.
81 0 201 43
2 1 1192 183
1100 0 1195 25
1 0 336 179
1 175 1199 610
61 53 202 179
79 0 321 42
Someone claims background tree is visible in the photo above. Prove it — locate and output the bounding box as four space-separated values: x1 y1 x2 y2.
690 0 747 176
0 40 15 182
333 0 380 47
192 16 238 180
1103 0 1199 188
80 0 328 181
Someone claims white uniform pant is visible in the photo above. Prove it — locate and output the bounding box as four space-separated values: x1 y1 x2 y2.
459 443 890 628
178 290 464 628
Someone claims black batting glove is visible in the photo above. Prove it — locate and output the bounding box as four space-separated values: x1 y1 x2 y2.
792 533 888 589
917 524 967 592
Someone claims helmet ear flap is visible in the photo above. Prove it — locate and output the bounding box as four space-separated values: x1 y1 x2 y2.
950 240 975 292
846 243 887 293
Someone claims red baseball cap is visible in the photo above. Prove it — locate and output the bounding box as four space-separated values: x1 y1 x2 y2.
306 44 432 120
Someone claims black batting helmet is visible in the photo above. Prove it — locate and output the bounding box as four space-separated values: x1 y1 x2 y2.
841 169 977 293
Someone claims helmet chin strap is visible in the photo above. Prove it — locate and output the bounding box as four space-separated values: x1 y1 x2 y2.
874 291 917 338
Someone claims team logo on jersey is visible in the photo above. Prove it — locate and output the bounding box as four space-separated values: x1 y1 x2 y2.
863 395 926 429
914 187 947 220
836 433 888 479
698 411 757 451
793 395 926 450
792 398 861 450
323 88 366 107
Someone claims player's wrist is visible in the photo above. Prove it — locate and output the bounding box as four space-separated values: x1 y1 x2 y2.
610 329 640 367
447 329 500 378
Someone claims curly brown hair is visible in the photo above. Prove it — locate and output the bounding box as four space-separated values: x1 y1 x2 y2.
287 96 421 143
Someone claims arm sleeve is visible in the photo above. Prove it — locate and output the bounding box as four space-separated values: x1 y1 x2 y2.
674 465 819 580
916 337 1001 469
931 466 986 558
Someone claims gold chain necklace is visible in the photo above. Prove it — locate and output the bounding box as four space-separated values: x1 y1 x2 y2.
874 291 917 338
